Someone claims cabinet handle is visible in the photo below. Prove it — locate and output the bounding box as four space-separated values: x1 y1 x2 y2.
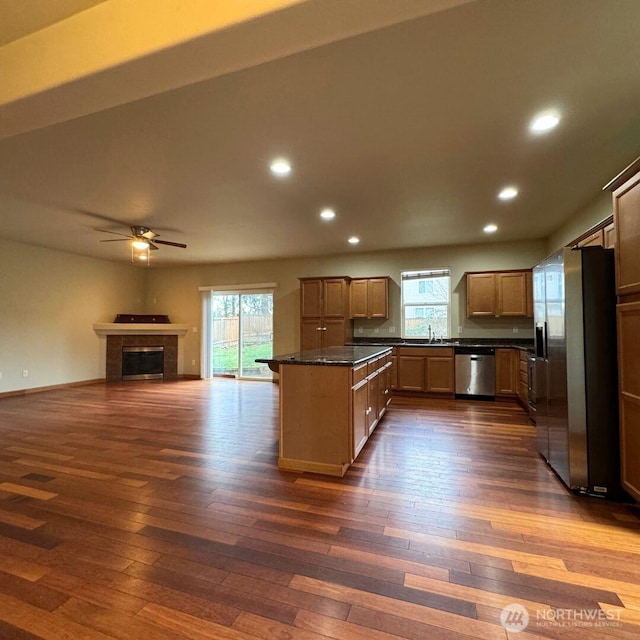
366 407 372 415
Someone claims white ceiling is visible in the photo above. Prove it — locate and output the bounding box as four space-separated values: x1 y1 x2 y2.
1 0 640 266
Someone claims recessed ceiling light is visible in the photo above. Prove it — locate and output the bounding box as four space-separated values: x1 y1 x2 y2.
484 224 498 234
320 208 336 220
270 158 291 176
498 186 518 201
530 111 560 134
348 236 360 245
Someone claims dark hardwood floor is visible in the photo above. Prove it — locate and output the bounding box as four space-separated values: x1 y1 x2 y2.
0 379 638 639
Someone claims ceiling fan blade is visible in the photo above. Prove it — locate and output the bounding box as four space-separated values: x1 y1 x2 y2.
100 238 130 242
96 228 132 238
149 242 159 250
142 230 158 239
154 239 187 248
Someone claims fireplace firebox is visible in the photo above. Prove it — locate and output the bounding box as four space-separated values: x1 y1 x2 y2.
122 346 164 381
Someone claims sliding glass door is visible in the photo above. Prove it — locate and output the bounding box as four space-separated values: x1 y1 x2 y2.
211 291 273 379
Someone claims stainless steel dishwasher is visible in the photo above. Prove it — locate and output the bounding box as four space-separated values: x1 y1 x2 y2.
454 346 496 399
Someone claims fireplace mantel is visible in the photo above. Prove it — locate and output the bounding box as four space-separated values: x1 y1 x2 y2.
93 323 189 337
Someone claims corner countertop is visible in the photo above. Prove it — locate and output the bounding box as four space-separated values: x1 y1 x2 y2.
256 345 392 368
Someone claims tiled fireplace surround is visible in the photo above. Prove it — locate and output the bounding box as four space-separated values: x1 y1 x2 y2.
106 335 178 382
94 322 189 382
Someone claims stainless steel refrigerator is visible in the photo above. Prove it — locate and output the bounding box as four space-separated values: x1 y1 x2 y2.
533 247 621 498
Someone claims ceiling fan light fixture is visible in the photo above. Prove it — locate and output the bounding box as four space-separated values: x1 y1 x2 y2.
131 239 150 250
270 158 291 176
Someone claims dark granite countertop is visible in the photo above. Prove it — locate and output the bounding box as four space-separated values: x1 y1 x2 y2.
349 338 534 352
256 345 392 367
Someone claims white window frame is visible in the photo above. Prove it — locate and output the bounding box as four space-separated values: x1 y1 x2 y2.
400 269 451 339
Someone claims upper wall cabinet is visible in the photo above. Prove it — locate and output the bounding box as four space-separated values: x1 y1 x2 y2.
350 277 389 319
613 171 640 296
466 270 533 318
299 277 352 351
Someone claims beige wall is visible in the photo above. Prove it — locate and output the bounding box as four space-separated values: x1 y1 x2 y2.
146 238 547 376
0 238 145 393
547 192 612 254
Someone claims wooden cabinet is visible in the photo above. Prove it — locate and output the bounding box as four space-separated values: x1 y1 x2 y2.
299 277 352 350
397 355 424 391
617 300 640 501
607 159 640 502
352 376 369 459
278 349 391 477
577 229 604 248
496 272 529 316
466 270 533 318
495 348 518 396
350 277 389 319
613 171 640 296
466 273 496 317
517 349 529 407
425 356 454 393
604 222 616 249
396 346 454 395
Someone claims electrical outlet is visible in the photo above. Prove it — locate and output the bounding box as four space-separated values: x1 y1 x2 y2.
458 326 463 334
513 327 519 334
358 326 363 334
191 359 196 366
192 327 198 333
374 328 379 334
22 370 28 377
388 326 396 334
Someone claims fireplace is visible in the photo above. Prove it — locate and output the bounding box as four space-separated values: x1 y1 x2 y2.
122 346 164 381
94 318 189 382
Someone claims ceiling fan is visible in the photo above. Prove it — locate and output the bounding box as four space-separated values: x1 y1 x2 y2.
97 226 186 263
97 225 187 249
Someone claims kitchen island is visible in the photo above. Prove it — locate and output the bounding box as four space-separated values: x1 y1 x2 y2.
257 345 392 476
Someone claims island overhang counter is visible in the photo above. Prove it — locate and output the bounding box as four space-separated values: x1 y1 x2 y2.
256 346 393 476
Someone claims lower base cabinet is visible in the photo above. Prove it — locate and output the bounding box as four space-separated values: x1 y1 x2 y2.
396 347 454 394
617 300 640 502
278 351 392 477
495 348 518 397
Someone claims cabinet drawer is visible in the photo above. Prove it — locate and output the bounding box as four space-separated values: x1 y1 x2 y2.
396 347 453 357
519 370 528 385
519 359 528 374
352 363 368 386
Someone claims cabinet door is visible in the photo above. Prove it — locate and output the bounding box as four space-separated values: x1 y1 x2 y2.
323 279 348 317
390 354 397 390
350 279 368 318
300 279 322 317
617 301 640 501
613 171 640 296
604 222 615 249
301 318 322 351
323 318 348 348
495 348 517 396
467 273 496 317
526 270 533 318
397 356 425 391
425 357 454 393
367 371 379 435
496 272 528 317
578 229 604 247
367 278 389 318
352 381 369 459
